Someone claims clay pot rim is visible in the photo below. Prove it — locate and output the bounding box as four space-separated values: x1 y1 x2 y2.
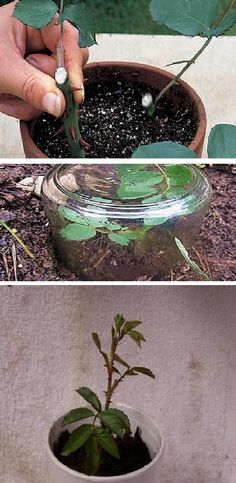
20 61 207 159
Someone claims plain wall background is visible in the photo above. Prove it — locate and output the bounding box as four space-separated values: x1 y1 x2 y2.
0 286 235 483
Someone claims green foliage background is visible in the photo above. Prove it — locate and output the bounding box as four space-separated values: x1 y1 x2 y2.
1 0 236 34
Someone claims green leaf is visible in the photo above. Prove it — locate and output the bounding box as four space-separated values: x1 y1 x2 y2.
114 353 130 368
122 320 142 333
104 222 122 231
63 407 95 426
59 1 97 48
85 435 100 475
207 124 236 158
61 424 93 456
95 427 120 458
132 141 197 158
116 164 147 175
128 330 146 348
13 0 58 29
175 237 211 281
108 232 131 246
114 314 125 332
60 224 96 241
105 408 131 433
210 0 236 37
132 367 156 378
165 165 192 186
77 387 101 412
144 217 168 226
117 182 158 200
120 171 163 185
92 332 102 351
99 411 125 438
165 187 187 199
149 0 219 37
59 206 85 223
141 194 165 204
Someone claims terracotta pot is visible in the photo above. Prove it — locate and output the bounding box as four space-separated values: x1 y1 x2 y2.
20 62 207 158
47 403 165 483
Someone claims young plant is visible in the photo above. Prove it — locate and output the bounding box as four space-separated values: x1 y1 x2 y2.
60 315 155 476
11 0 97 158
132 123 236 158
143 0 236 116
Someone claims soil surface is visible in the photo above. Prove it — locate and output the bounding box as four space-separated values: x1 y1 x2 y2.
0 164 235 282
33 79 198 158
54 427 151 476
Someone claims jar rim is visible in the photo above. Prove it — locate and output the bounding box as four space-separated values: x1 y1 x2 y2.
49 164 211 220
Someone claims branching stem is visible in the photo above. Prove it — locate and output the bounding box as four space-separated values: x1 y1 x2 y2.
154 38 212 107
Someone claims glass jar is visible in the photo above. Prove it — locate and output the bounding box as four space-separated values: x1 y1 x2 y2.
42 164 212 281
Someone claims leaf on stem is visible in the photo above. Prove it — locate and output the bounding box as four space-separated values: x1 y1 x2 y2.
13 0 58 29
127 330 146 348
95 427 120 458
60 224 96 241
102 408 130 433
63 407 95 426
99 410 126 438
77 387 102 412
114 314 126 332
114 353 130 368
92 332 102 351
61 424 93 456
132 367 156 379
122 320 142 334
85 435 100 475
59 1 97 48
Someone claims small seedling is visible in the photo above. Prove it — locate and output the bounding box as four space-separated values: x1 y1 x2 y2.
60 315 155 476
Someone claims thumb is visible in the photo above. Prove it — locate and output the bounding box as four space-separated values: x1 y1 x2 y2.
1 52 65 117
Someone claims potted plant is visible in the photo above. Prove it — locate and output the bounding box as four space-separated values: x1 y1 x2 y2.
3 0 232 158
47 315 164 482
42 163 212 281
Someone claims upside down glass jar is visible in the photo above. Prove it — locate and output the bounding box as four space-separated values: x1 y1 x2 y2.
42 164 212 281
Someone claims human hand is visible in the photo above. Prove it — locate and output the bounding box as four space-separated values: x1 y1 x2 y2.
0 1 89 121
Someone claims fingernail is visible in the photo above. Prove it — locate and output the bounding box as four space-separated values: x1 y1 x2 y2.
26 55 39 68
42 92 61 117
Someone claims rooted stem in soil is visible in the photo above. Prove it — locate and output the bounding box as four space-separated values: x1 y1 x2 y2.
154 38 212 107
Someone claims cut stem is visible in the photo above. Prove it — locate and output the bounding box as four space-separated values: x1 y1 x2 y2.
154 38 212 108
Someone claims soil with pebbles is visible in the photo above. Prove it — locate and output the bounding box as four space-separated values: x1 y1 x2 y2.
33 79 198 158
0 164 235 282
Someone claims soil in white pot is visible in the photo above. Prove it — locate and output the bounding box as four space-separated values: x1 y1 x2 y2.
33 76 198 158
53 427 152 477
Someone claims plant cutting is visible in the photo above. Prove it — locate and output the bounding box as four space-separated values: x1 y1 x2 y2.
47 314 164 482
42 163 212 281
2 0 236 158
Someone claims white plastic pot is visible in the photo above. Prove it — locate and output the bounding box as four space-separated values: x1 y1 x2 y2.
47 403 165 483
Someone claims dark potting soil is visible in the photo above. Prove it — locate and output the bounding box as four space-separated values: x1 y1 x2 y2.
0 165 235 282
54 428 152 476
33 79 198 158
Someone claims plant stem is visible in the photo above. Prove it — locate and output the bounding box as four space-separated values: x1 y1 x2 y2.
55 0 84 158
155 164 170 192
154 38 212 107
0 221 35 260
105 334 118 410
